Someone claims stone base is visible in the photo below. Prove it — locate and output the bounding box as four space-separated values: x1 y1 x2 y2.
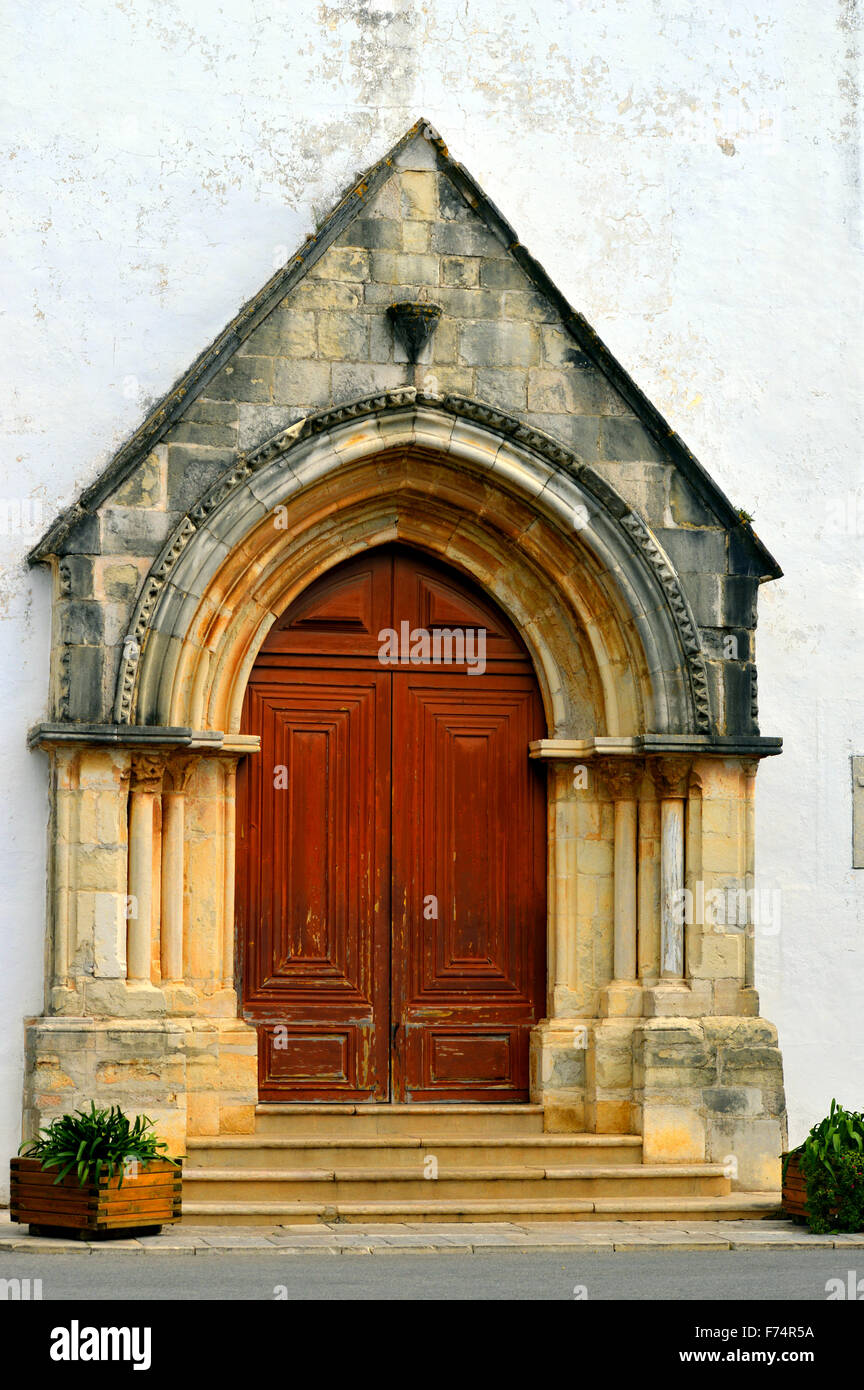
531 1009 787 1187
633 1015 787 1189
22 1014 259 1157
530 1018 588 1130
597 980 643 1018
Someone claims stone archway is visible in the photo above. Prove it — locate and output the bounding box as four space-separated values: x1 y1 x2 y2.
25 393 786 1191
117 392 711 741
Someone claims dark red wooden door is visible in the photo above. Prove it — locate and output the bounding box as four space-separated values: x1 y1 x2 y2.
237 545 546 1102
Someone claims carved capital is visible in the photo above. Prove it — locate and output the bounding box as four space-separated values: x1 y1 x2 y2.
164 754 197 795
740 758 760 780
596 756 643 800
650 756 691 799
130 752 166 794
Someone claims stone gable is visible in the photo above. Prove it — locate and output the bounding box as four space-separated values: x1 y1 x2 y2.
40 127 771 736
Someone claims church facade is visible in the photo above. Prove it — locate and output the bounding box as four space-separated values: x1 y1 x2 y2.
22 122 787 1214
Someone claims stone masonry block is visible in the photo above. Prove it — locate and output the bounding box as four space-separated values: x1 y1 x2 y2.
100 508 179 556
112 451 163 508
317 312 370 361
308 247 370 281
272 360 332 408
655 527 728 575
100 561 144 603
438 176 472 222
600 416 666 463
243 310 317 359
58 600 103 646
475 368 527 412
402 222 429 252
642 1104 706 1163
167 446 234 514
287 280 363 312
459 320 539 368
503 289 557 322
430 220 508 257
206 356 274 403
400 171 438 221
56 513 100 556
480 258 530 290
523 414 602 461
339 218 402 250
434 286 502 319
370 250 439 286
169 419 238 449
58 647 105 720
441 255 479 287
185 398 238 425
57 555 94 599
330 362 406 399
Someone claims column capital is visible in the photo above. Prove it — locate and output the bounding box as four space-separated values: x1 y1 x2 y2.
164 753 197 794
130 752 167 794
595 756 643 800
650 755 691 798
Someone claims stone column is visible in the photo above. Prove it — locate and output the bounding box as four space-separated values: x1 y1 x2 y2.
221 757 240 991
127 753 165 984
161 755 195 987
596 757 643 1016
650 757 691 982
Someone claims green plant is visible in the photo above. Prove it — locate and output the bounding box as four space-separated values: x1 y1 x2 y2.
18 1102 178 1188
802 1149 864 1234
736 507 754 524
786 1098 864 1233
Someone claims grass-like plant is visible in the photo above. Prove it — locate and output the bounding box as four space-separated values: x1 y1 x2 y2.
19 1102 178 1188
785 1098 864 1233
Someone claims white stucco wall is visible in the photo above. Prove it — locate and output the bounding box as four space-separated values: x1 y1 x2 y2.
1 0 861 1185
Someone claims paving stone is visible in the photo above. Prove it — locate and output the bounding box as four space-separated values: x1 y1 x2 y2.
265 1246 339 1256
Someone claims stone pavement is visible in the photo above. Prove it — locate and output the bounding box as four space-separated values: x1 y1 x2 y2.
1 1213 862 1254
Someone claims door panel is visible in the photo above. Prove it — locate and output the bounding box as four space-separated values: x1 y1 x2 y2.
237 544 547 1103
238 670 391 1101
391 673 546 1100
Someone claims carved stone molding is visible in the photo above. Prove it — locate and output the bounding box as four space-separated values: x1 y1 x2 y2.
618 510 712 734
112 391 713 734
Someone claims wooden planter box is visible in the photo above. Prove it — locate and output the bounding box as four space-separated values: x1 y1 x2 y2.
782 1150 808 1221
9 1157 182 1240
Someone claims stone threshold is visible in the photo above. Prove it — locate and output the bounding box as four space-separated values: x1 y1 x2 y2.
1 1216 860 1255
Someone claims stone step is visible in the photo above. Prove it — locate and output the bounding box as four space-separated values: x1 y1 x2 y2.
253 1103 547 1138
186 1134 643 1170
179 1193 781 1225
181 1163 732 1203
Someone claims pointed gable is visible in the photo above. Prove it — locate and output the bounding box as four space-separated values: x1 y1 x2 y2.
31 118 779 580
30 119 779 732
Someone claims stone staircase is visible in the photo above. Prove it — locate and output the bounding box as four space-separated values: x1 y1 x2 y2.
180 1105 781 1224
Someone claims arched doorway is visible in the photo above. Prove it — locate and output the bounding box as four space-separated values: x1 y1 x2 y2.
236 544 547 1102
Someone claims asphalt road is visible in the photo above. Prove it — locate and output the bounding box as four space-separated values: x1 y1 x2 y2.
0 1249 858 1300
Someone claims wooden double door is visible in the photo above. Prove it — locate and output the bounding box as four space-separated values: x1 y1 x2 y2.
237 545 546 1102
